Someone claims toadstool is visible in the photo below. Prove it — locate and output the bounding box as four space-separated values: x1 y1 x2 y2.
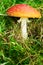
7 4 41 39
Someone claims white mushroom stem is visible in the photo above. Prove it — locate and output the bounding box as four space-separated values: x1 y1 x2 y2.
18 18 30 39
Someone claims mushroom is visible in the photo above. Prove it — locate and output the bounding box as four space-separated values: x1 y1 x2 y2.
7 4 41 39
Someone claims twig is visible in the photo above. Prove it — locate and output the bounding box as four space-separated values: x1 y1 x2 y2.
16 56 29 65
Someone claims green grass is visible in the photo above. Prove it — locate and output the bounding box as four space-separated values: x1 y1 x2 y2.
0 0 43 65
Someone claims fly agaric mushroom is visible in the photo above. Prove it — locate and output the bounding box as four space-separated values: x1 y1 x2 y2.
7 4 41 39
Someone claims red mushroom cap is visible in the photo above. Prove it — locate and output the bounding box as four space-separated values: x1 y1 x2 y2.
7 4 41 18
